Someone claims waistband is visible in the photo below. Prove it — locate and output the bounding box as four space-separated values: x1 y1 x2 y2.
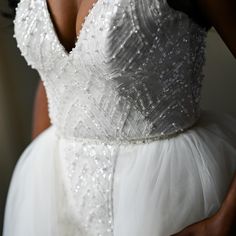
54 120 199 146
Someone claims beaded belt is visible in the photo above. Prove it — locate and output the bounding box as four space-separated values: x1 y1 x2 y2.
54 120 198 146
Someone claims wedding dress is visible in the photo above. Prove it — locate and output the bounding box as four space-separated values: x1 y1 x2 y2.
3 0 236 235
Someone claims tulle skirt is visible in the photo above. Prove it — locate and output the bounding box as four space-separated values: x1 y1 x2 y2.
3 110 236 236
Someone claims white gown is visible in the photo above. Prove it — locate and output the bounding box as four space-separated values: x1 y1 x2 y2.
3 0 236 235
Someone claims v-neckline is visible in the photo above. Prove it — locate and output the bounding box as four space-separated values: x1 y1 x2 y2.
43 0 100 58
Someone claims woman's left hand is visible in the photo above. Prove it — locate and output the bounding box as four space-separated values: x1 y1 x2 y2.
170 209 236 236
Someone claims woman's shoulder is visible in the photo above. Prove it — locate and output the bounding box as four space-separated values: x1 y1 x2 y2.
166 0 212 30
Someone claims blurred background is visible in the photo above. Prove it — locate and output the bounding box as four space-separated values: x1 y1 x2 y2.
0 0 236 233
0 0 39 232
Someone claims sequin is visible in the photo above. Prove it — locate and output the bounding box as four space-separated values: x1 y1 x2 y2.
14 0 207 234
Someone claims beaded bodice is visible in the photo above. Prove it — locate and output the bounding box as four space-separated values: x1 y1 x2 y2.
14 0 207 142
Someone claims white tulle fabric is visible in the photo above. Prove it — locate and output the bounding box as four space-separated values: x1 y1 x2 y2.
3 0 236 235
3 111 236 236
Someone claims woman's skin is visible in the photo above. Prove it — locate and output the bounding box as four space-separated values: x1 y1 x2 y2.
31 81 51 139
171 0 236 234
31 0 236 235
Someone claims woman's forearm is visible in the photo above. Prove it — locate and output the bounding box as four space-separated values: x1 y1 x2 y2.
219 172 236 226
31 80 51 140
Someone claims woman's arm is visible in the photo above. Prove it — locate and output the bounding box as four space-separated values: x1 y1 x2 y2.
219 172 236 232
171 1 236 235
31 80 51 140
195 0 236 229
171 173 236 236
198 0 236 57
199 0 236 228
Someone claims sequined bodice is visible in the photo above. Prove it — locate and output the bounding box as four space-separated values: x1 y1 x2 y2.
14 0 207 142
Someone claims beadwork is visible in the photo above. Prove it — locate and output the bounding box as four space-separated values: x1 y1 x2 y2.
14 0 207 234
59 137 119 235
